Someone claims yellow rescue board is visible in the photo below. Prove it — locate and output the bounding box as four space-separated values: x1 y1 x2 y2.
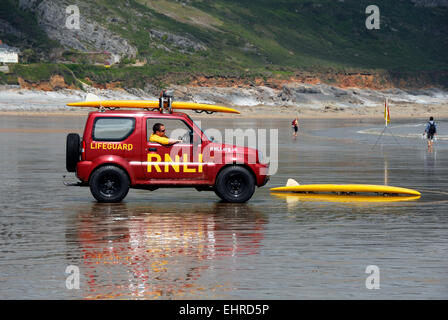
66 100 240 114
270 184 421 196
271 193 421 203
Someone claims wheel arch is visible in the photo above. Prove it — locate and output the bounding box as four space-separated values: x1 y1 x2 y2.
88 162 132 186
214 163 257 186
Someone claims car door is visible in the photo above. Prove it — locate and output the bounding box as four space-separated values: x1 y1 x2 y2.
143 117 204 181
88 115 141 166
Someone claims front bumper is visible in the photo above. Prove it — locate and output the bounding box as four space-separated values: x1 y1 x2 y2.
260 175 270 187
255 162 270 187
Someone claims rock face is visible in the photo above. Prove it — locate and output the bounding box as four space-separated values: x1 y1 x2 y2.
168 83 448 109
0 19 24 38
149 29 207 53
18 0 137 58
410 0 448 6
17 74 75 91
18 0 40 10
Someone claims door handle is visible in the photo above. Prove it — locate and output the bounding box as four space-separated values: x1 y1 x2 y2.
148 147 157 151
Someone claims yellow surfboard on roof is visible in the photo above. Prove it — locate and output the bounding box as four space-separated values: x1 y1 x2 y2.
66 100 240 114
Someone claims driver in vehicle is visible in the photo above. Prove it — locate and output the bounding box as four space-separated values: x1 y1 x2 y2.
149 123 182 146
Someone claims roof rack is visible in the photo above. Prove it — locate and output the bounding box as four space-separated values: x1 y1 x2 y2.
159 90 174 114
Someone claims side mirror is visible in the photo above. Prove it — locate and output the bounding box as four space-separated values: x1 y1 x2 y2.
210 136 215 142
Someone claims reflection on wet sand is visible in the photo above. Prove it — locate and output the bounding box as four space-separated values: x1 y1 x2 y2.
423 151 437 173
66 203 267 299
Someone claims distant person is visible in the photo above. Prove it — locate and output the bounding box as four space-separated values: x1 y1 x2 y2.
149 123 182 146
423 116 437 151
291 117 299 137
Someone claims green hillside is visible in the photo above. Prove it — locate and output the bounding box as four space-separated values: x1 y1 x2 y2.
84 0 448 69
1 0 447 87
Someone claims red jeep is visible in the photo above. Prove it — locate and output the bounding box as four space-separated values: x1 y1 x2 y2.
66 106 269 203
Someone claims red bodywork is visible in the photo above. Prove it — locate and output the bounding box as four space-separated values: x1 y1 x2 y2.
76 110 269 189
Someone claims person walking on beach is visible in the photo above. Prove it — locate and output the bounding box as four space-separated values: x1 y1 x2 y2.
423 116 437 152
292 117 299 137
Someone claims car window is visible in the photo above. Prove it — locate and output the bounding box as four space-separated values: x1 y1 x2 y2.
93 117 135 141
147 118 193 144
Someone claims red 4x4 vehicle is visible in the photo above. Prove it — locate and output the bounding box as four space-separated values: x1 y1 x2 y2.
66 102 269 203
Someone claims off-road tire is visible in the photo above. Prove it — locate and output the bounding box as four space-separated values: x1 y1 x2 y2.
89 166 130 203
214 166 255 203
66 133 81 172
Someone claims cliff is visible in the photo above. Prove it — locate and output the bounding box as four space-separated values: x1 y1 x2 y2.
1 0 447 89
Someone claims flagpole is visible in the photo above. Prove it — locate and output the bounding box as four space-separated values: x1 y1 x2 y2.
385 98 388 127
371 97 399 150
385 98 401 146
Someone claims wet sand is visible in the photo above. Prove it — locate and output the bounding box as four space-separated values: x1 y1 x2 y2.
0 115 447 299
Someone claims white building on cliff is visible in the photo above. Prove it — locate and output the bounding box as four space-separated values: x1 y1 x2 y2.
0 41 19 64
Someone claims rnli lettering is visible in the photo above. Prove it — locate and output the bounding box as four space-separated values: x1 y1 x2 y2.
147 153 203 173
183 154 195 173
90 143 134 151
147 154 162 173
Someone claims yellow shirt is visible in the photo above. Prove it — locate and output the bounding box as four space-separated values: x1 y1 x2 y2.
149 134 171 145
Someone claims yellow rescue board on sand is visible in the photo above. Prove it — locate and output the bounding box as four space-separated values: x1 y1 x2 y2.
271 193 421 203
66 100 240 114
270 184 421 196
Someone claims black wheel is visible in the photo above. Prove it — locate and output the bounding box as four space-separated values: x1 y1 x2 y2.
66 133 80 172
89 166 130 203
214 166 255 203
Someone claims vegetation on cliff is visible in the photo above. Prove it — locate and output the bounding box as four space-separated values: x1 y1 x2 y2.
1 0 447 88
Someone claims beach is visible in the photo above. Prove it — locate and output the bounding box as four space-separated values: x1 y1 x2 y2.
1 85 448 119
1 115 447 299
1 84 447 299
